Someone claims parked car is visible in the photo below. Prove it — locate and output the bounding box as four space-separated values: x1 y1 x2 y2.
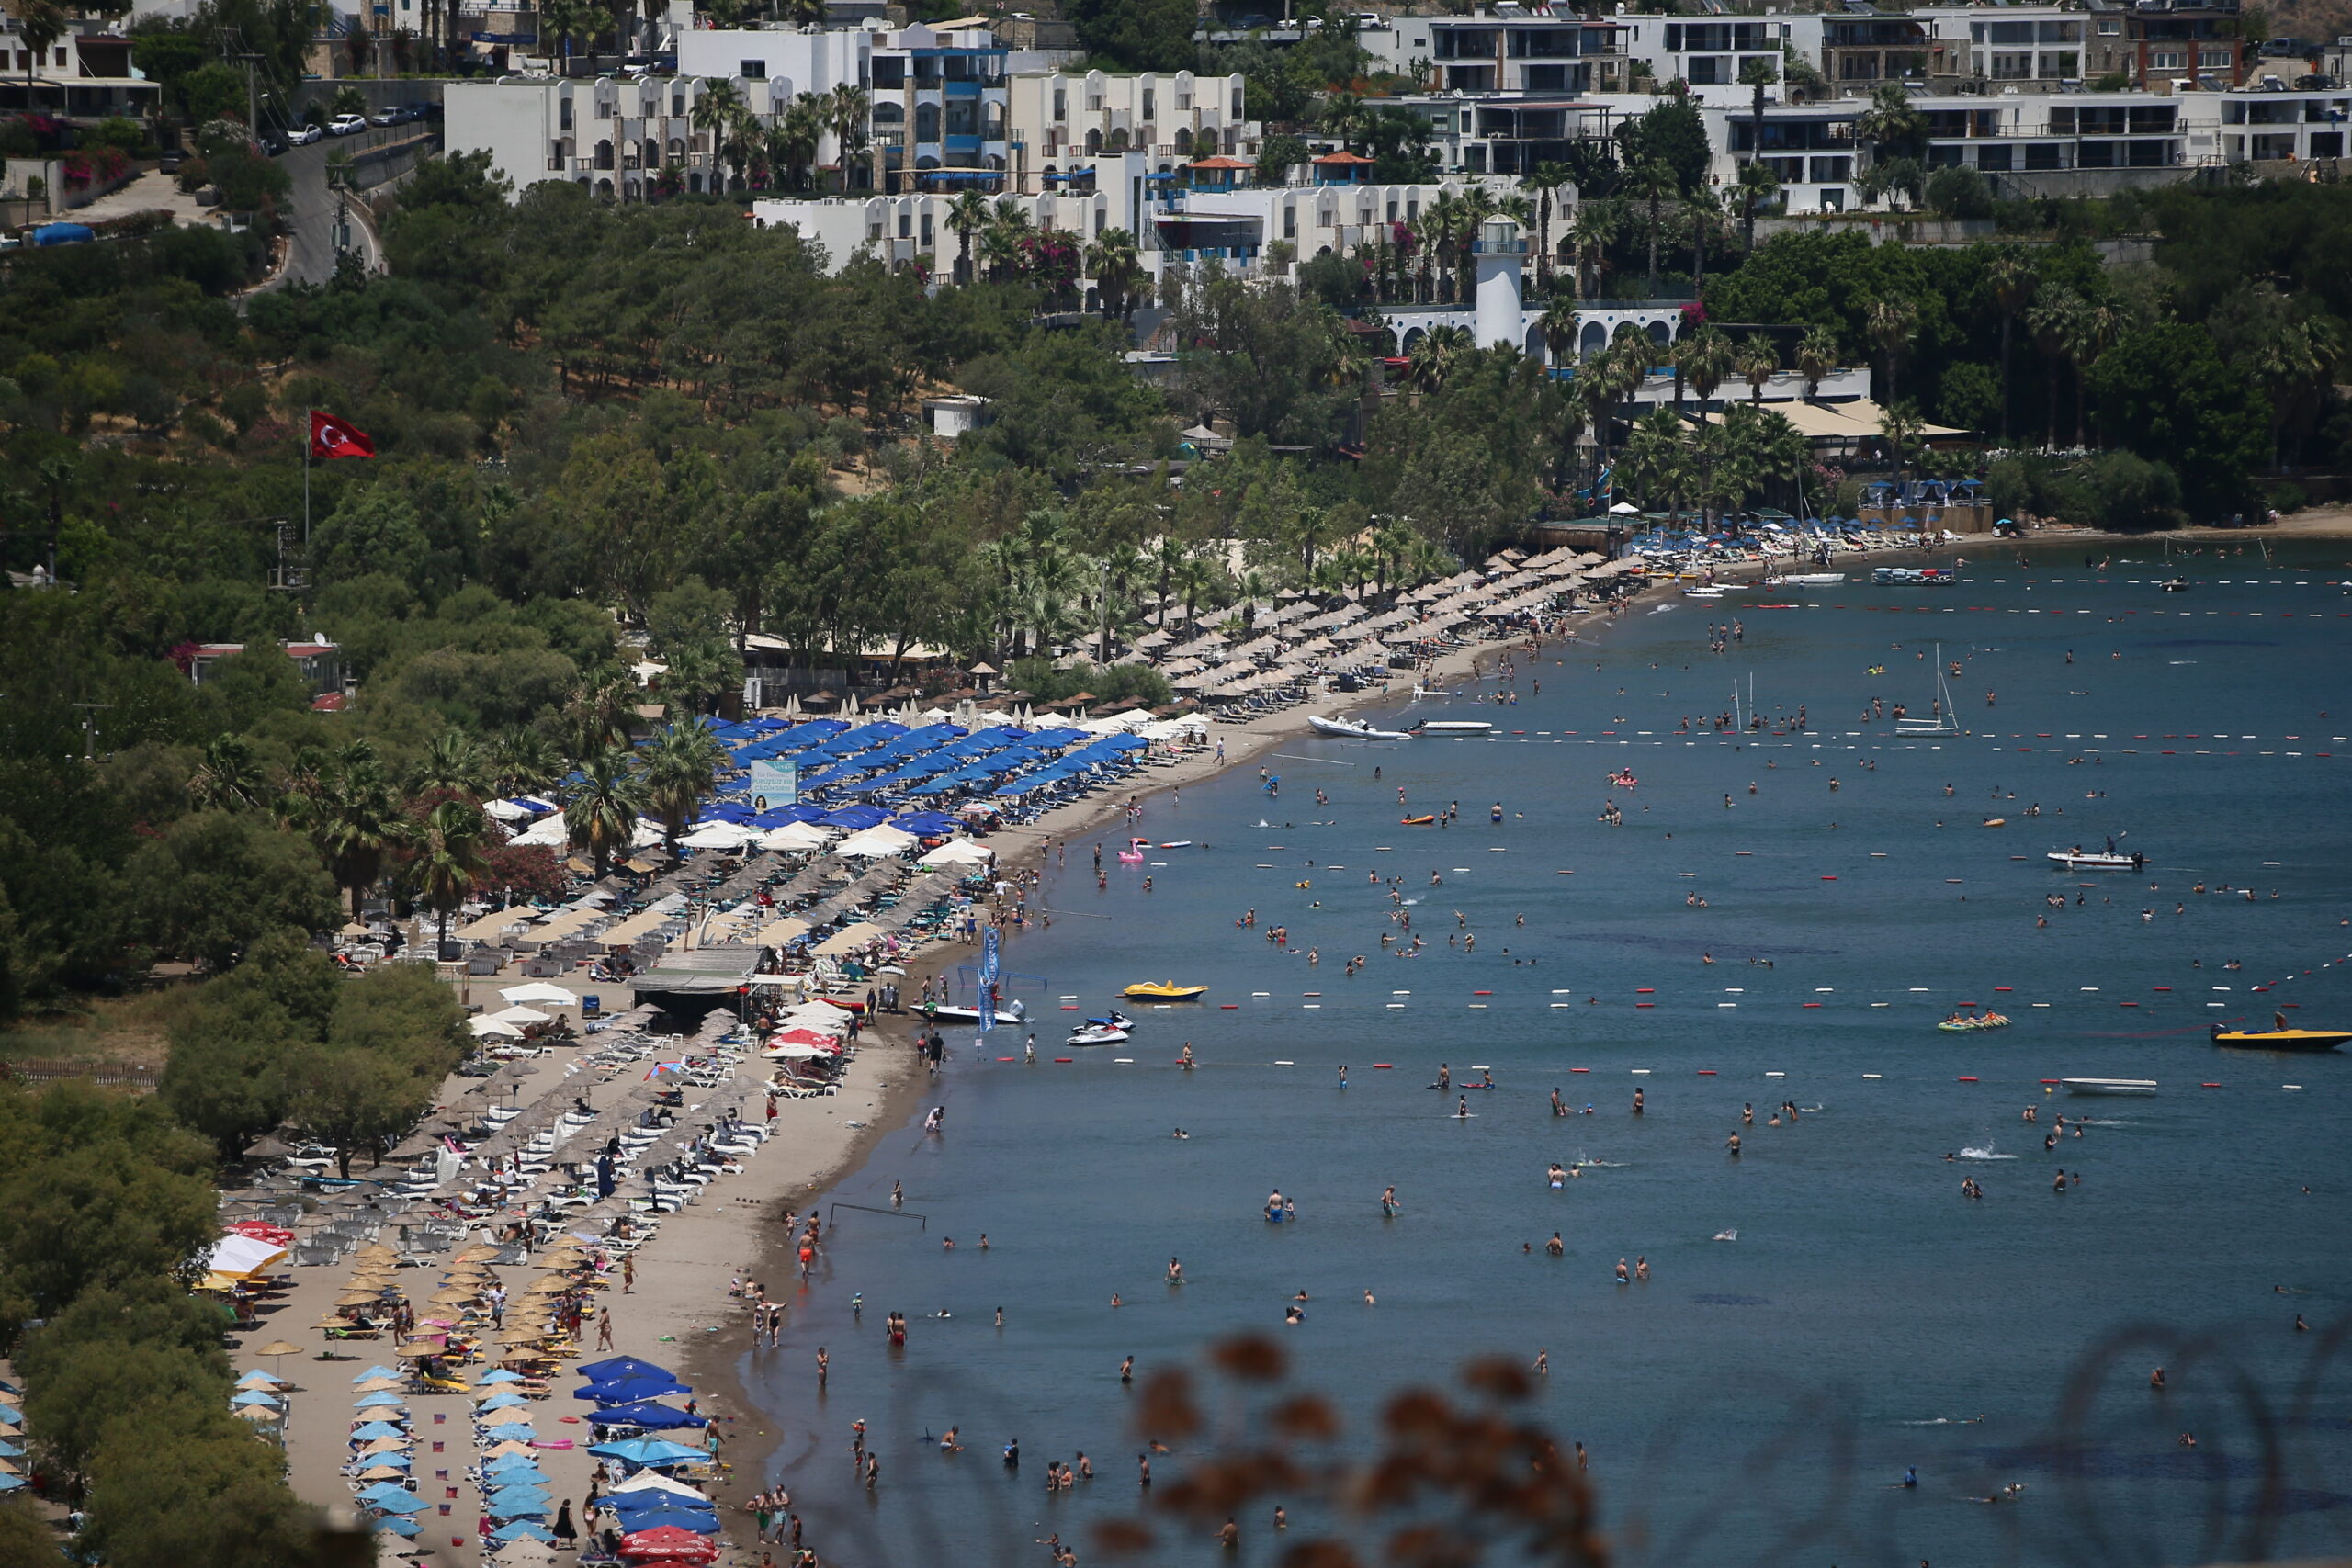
404 100 440 121
328 112 367 135
368 106 401 126
290 122 322 145
257 130 288 155
158 149 183 173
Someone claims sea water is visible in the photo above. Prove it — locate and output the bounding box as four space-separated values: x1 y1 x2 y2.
743 543 2352 1567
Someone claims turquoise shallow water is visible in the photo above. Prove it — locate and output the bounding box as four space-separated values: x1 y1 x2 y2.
741 542 2352 1568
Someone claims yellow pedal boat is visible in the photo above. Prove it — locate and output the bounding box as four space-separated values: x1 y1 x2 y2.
1123 982 1208 1001
2210 1024 2348 1052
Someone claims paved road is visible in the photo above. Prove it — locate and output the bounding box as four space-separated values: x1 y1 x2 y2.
269 127 435 289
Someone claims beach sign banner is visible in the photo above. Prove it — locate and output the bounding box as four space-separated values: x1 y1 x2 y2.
746 760 797 809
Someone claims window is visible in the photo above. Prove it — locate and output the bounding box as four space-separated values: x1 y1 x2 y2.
1990 51 2033 79
2197 48 2233 67
1230 89 1243 116
921 213 932 247
1976 144 2012 171
872 58 904 88
740 59 766 79
1283 203 1296 238
673 94 684 115
2025 140 2064 169
1685 55 1724 84
596 99 614 118
2149 51 2186 70
1524 63 1566 90
1175 88 1191 109
1053 88 1065 121
1143 88 1155 119
2041 51 2079 77
560 99 573 130
898 211 911 238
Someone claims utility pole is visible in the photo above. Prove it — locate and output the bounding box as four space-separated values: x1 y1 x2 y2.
70 702 111 761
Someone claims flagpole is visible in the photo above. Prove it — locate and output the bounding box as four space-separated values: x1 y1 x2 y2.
302 408 311 546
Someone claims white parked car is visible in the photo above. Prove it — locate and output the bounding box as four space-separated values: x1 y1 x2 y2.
328 113 367 136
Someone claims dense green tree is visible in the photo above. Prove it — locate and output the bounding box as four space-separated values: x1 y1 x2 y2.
1068 0 1197 71
2085 324 2267 519
1615 98 1711 197
0 1083 217 1325
126 811 337 971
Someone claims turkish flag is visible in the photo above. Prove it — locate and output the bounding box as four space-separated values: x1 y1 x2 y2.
310 410 375 459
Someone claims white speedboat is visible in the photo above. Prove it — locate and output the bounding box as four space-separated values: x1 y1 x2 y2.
1067 1023 1131 1047
2047 849 2143 872
2061 1077 2157 1096
1410 719 1494 735
1769 572 1846 586
1873 567 1954 585
1309 714 1413 741
919 998 1027 1025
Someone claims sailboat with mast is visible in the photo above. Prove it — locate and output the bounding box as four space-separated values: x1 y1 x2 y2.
1895 645 1963 737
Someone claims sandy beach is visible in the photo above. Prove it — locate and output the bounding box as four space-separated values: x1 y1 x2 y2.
276 513 2352 1566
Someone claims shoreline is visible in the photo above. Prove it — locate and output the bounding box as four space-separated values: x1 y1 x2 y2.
647 519 2335 1559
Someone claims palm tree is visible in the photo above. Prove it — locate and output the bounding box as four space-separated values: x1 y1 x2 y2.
1567 202 1613 300
1406 323 1475 397
1796 326 1838 401
488 728 561 799
1738 54 1780 180
640 720 727 852
946 188 989 284
565 747 648 879
1854 83 1925 169
828 85 870 191
1865 296 1918 408
1678 323 1736 412
1322 89 1371 152
1086 228 1143 320
1519 161 1572 288
1878 402 1926 498
319 749 413 919
2064 299 2120 449
1621 408 1699 520
691 80 744 188
1687 186 1724 296
189 734 262 813
1736 334 1779 402
2242 308 2344 471
413 799 489 956
1724 401 1807 513
1735 158 1781 255
413 729 488 799
1985 249 2037 445
2026 285 2081 448
1628 158 1675 299
1538 293 1582 368
1420 190 1463 303
775 92 827 191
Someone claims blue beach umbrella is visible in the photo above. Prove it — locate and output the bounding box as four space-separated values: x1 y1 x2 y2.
373 1517 421 1538
588 1400 706 1430
354 1392 406 1409
352 1421 407 1440
483 1452 543 1472
474 1369 526 1385
357 1483 417 1505
480 1423 537 1442
586 1437 706 1466
486 1489 551 1516
475 1392 529 1412
352 1366 402 1382
233 1392 287 1408
611 1504 719 1533
370 1495 429 1517
574 1357 676 1383
574 1374 691 1403
490 1522 557 1543
0 1477 21 1495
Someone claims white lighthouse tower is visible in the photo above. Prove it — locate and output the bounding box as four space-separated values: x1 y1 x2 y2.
1470 217 1529 351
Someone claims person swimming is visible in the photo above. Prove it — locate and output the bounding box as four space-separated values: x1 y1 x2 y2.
1548 1163 1566 1189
